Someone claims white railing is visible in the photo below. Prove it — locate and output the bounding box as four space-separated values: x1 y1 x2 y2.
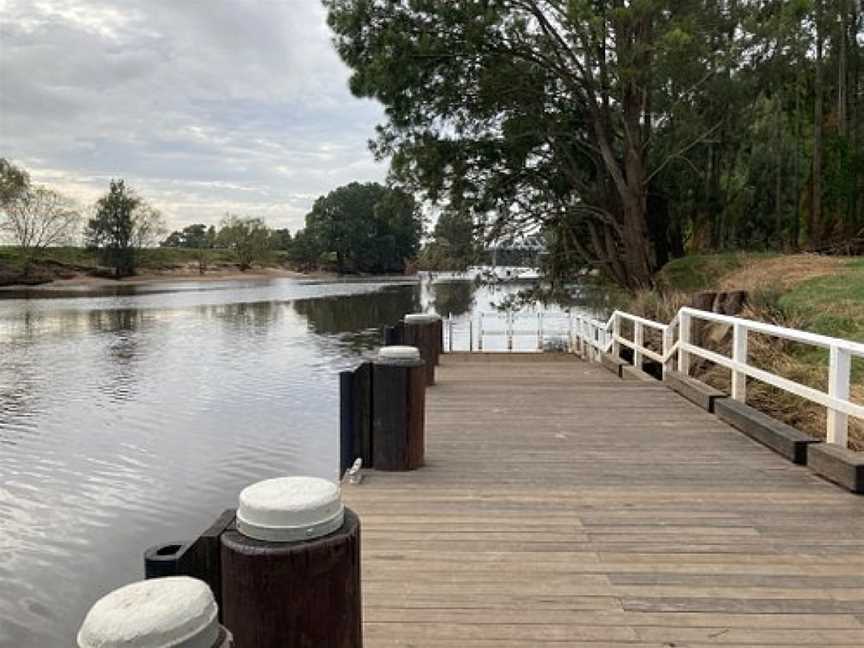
445 311 576 353
573 307 864 449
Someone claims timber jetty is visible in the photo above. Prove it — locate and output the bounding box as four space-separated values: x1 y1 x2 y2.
343 308 864 647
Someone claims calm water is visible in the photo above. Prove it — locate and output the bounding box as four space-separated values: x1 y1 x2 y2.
0 274 579 646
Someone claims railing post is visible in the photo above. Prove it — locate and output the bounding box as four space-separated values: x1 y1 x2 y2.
662 325 673 380
633 322 643 369
731 323 748 402
506 310 513 351
612 313 621 358
448 313 454 352
678 311 691 376
478 313 484 351
469 318 474 352
827 346 851 447
538 312 544 351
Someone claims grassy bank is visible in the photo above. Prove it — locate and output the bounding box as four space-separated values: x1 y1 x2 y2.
0 246 292 286
624 253 864 450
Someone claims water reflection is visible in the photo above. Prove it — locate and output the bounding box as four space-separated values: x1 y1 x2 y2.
294 285 421 354
0 276 584 646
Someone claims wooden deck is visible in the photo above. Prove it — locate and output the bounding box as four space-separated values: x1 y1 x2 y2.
343 354 864 647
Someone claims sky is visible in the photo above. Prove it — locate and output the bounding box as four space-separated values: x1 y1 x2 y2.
0 0 388 233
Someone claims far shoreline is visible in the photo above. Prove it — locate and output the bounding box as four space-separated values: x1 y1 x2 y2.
0 267 421 295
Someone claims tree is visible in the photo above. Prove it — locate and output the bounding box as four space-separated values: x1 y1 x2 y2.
216 215 272 270
0 158 30 209
85 180 165 277
161 224 210 248
325 1 753 288
287 228 322 271
420 209 477 271
271 228 293 250
305 182 422 273
0 186 81 271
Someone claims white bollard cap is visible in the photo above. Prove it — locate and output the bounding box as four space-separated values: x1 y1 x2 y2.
377 345 421 362
236 476 344 542
404 313 441 324
77 577 220 648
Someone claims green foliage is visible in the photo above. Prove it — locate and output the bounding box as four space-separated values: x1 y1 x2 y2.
271 228 293 250
325 1 864 289
304 181 421 273
656 253 755 292
161 224 211 248
419 209 476 271
0 158 30 208
216 215 273 270
84 180 142 277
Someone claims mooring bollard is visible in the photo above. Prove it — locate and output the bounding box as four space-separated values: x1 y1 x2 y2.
403 313 441 385
77 576 232 648
372 345 426 470
220 476 362 648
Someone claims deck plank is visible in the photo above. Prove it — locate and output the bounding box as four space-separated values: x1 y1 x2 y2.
344 355 864 646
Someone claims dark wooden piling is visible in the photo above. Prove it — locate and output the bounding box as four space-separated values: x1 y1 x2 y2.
402 314 440 385
220 510 362 648
383 321 404 346
372 348 426 471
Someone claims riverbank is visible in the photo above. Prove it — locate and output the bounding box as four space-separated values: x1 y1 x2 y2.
0 246 421 293
623 253 864 449
0 246 295 288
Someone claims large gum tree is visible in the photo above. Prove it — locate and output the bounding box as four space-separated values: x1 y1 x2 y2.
324 0 746 289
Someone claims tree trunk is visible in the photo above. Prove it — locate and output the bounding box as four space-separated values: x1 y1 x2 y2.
811 0 825 248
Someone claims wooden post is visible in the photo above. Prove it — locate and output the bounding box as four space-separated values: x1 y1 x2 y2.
662 326 674 380
78 577 232 648
339 370 354 478
351 362 373 468
633 322 643 369
731 323 748 402
221 477 361 648
448 314 454 352
403 313 439 385
678 311 692 376
612 313 621 358
827 346 851 447
372 346 426 470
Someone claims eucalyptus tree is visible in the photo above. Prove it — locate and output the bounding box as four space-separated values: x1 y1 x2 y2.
85 180 166 277
325 0 753 288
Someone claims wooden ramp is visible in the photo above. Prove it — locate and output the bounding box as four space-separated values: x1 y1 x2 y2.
343 354 864 647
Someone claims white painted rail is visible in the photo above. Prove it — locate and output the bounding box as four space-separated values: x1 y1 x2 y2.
445 311 576 353
573 307 864 449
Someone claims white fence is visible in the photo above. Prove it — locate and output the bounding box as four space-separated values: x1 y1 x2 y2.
573 307 864 450
444 311 576 353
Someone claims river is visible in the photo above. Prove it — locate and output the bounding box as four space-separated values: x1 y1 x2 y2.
0 274 591 646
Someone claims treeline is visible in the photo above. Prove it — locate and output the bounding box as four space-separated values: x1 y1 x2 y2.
326 1 864 289
162 181 422 274
1 159 424 277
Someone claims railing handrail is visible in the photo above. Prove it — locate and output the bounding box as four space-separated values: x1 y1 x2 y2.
573 306 860 449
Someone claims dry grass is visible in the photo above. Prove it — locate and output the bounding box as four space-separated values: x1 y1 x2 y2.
694 298 864 451
718 253 847 292
625 254 864 452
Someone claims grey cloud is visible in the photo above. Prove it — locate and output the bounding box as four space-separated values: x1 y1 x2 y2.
0 0 386 231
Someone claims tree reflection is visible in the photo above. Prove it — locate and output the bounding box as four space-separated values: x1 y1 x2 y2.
88 309 147 403
293 285 421 353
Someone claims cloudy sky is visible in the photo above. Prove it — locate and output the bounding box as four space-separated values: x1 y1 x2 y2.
0 0 387 232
